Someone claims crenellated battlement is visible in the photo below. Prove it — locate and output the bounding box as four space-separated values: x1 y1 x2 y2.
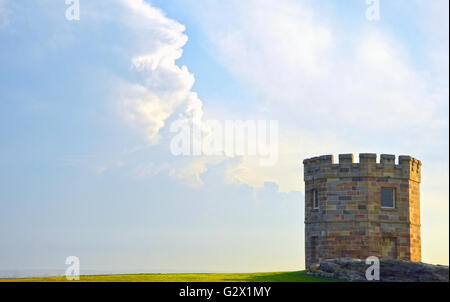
303 153 421 183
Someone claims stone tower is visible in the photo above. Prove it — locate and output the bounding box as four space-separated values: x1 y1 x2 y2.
303 154 421 269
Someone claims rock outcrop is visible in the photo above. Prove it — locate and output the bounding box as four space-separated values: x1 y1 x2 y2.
309 258 449 282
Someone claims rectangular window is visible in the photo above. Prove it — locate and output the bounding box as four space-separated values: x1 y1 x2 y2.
381 188 395 208
312 189 319 209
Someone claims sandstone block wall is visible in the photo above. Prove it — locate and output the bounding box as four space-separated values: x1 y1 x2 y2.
303 154 421 269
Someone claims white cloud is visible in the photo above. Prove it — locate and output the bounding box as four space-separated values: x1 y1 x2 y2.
201 0 445 130
203 0 334 104
121 84 172 143
54 0 202 147
168 157 223 187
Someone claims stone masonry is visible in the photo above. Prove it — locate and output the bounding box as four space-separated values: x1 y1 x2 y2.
303 154 421 269
309 258 448 282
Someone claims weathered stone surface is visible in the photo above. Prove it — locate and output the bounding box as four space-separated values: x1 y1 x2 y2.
303 153 422 268
309 258 449 282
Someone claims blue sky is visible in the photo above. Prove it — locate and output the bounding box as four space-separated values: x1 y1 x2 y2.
0 0 448 275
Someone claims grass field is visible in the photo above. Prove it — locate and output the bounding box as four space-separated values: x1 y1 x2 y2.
0 271 338 282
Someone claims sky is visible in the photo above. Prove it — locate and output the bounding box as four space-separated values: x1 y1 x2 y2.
0 0 448 275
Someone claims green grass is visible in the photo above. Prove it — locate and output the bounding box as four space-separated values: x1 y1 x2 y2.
0 271 338 282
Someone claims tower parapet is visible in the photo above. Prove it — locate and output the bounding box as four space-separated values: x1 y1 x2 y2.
303 154 421 183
